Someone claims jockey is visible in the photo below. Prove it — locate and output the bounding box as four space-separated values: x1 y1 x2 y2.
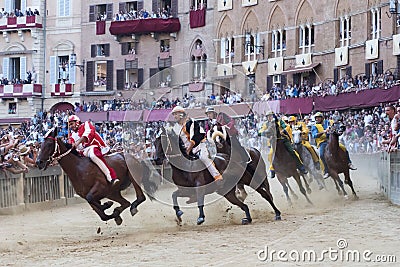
289 116 320 168
205 107 251 164
68 115 119 185
311 112 356 179
261 111 308 178
172 106 223 181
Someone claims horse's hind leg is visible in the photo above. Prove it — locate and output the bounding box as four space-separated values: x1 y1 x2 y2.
331 172 348 197
277 176 292 206
223 189 252 224
344 172 358 200
108 191 131 225
255 184 281 220
129 174 146 216
88 201 114 222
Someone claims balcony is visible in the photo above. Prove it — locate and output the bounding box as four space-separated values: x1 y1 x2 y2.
51 84 73 97
0 84 42 98
109 18 180 35
0 16 43 31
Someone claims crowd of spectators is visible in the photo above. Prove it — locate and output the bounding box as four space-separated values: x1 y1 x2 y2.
110 6 172 21
0 7 40 18
263 70 399 101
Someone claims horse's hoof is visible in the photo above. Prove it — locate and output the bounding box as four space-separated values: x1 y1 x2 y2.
104 201 113 210
307 189 312 194
318 185 324 190
275 215 282 221
176 210 184 218
130 207 138 217
197 217 205 225
344 195 349 200
241 218 251 225
353 195 359 200
114 216 123 226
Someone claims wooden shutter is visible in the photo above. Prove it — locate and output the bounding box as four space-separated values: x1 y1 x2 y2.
149 68 159 88
116 69 125 90
21 0 26 13
266 75 273 93
106 60 113 91
89 5 95 22
20 57 26 81
106 3 113 20
119 2 126 13
220 38 225 59
69 55 76 84
138 68 144 87
121 43 129 55
333 68 339 83
293 74 300 87
346 66 352 77
104 44 110 57
86 61 94 91
152 0 159 14
309 73 316 86
365 63 370 80
280 74 287 87
171 0 178 17
91 45 96 57
377 60 383 75
137 0 144 11
5 0 11 12
49 56 56 84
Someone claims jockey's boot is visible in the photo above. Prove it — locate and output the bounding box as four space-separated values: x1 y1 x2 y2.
109 177 120 186
348 163 357 170
298 165 308 175
270 170 276 179
323 172 330 179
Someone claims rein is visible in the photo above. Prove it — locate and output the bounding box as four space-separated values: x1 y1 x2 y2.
46 136 72 164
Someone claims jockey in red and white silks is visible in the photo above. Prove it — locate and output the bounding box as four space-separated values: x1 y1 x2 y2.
68 115 118 184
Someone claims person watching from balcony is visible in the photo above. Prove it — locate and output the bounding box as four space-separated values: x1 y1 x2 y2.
26 8 34 16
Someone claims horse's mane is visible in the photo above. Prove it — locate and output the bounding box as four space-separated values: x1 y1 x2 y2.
63 141 82 157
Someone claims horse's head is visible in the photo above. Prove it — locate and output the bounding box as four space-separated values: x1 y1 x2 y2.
208 125 231 154
330 122 346 136
292 126 302 149
153 126 184 163
36 128 58 170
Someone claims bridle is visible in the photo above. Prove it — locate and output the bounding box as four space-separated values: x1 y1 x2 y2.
45 136 72 164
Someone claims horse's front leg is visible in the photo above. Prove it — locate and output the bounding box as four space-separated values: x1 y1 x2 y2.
172 189 184 224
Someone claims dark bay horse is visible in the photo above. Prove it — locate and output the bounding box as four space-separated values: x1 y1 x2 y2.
324 123 358 199
264 121 313 206
208 125 281 220
36 128 152 225
154 126 261 225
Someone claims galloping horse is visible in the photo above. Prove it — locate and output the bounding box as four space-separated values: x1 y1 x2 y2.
208 125 282 219
154 126 270 225
292 128 326 190
324 122 358 199
36 128 152 225
264 121 313 206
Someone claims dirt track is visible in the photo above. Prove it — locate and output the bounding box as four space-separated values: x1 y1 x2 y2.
1 172 399 266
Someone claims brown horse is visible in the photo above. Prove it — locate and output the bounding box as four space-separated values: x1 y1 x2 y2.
324 122 358 199
264 120 313 206
154 126 260 225
208 125 281 220
36 127 152 225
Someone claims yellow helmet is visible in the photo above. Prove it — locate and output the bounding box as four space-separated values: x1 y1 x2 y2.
314 112 324 118
289 116 296 122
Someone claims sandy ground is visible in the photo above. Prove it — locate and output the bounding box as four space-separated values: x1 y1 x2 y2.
1 170 399 266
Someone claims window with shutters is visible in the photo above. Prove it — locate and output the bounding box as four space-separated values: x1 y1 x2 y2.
9 58 21 81
121 42 137 55
6 0 25 12
160 39 170 52
8 103 16 115
271 29 286 57
91 4 107 21
152 0 173 17
370 7 381 39
57 55 70 84
220 37 234 64
339 16 351 47
244 31 261 61
94 62 107 89
58 0 71 17
298 24 314 54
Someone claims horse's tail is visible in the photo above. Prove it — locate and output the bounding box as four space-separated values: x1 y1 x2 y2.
140 160 159 201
